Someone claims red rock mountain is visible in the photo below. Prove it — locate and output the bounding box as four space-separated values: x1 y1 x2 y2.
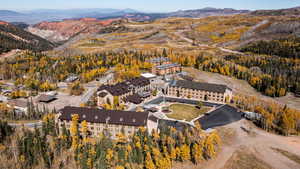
27 18 119 42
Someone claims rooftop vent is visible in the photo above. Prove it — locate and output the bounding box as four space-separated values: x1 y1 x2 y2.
95 116 98 119
83 115 86 118
132 118 136 122
120 117 123 122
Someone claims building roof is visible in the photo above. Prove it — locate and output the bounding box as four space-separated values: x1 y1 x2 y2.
141 73 156 79
98 77 150 96
124 94 143 104
170 80 231 93
156 63 181 70
179 74 194 81
146 57 170 63
148 115 159 122
7 99 28 108
59 106 149 127
65 75 78 82
98 92 108 97
37 94 56 103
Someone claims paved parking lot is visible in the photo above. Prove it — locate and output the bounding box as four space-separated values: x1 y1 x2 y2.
195 105 243 129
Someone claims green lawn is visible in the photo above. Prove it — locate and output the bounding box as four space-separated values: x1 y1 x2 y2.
166 103 211 121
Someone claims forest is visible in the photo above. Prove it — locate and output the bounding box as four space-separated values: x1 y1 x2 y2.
233 94 300 135
0 49 299 136
0 24 55 54
193 53 300 97
0 114 221 169
239 37 300 59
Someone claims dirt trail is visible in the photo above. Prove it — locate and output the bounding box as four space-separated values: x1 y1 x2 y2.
173 120 300 169
205 120 300 169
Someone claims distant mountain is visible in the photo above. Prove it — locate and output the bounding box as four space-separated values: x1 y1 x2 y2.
0 21 56 54
96 8 249 22
251 6 300 16
0 10 23 16
0 7 251 24
0 8 140 24
168 8 250 18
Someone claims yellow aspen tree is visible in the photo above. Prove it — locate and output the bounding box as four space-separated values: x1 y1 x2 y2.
145 152 155 169
180 144 190 161
192 143 202 164
170 146 177 161
115 166 125 169
70 114 79 150
204 131 221 159
81 120 88 140
106 148 114 167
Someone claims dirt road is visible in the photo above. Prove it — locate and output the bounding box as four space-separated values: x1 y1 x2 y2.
173 120 300 169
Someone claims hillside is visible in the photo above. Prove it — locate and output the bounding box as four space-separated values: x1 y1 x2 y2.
0 21 56 54
27 18 121 42
42 8 299 98
251 6 300 16
48 12 299 55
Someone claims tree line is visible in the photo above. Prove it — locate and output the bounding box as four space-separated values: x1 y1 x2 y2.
0 113 222 169
239 37 300 59
232 94 300 135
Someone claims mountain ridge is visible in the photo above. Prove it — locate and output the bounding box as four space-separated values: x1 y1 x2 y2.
0 21 56 54
0 7 249 24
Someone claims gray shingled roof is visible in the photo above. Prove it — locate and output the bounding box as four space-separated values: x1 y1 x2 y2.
147 57 170 63
156 63 181 70
170 80 231 93
37 94 56 103
59 106 149 127
98 76 150 96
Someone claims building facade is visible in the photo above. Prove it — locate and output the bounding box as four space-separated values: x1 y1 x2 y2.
97 76 151 106
167 80 233 103
146 57 182 76
146 57 171 66
152 63 182 76
56 106 151 139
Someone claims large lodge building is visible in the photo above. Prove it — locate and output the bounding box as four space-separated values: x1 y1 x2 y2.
167 80 233 103
146 57 182 76
56 106 158 139
97 76 151 106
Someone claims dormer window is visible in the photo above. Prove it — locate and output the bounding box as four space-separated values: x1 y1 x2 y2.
132 118 136 122
83 115 86 118
95 116 98 119
120 117 123 122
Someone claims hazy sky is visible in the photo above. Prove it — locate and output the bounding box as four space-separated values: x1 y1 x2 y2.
1 0 300 12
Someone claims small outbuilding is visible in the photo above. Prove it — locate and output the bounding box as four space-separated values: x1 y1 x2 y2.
37 94 57 103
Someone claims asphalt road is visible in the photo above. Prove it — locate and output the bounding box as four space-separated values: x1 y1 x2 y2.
195 104 243 130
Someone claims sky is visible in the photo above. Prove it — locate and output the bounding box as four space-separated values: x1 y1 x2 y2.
1 0 300 12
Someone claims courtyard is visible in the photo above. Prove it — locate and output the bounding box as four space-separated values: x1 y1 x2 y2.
166 103 212 121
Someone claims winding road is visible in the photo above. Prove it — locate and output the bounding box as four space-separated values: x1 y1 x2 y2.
174 29 243 55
